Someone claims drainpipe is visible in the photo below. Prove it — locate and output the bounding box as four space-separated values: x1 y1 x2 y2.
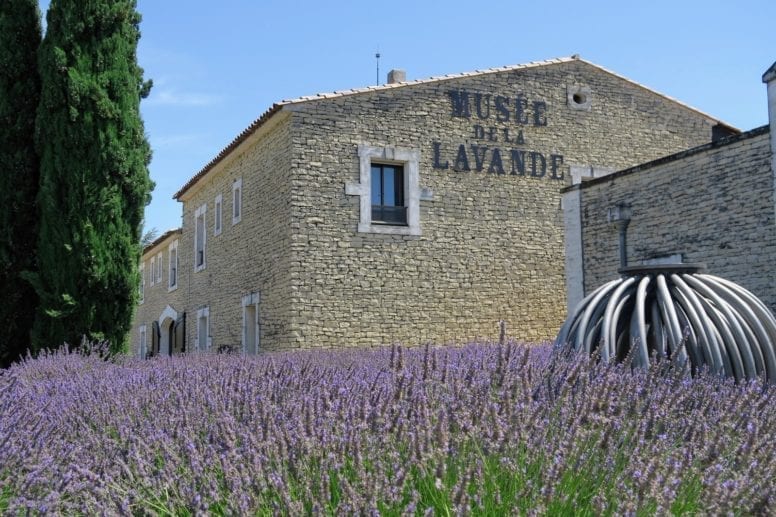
608 203 632 269
762 61 776 220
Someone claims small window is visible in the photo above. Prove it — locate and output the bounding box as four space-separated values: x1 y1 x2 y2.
194 204 207 271
149 257 155 286
139 325 147 358
155 252 163 284
168 240 179 290
214 194 223 236
371 163 406 225
139 263 145 303
232 178 242 225
196 307 210 351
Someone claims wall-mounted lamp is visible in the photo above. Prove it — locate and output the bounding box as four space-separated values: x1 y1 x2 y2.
607 203 632 268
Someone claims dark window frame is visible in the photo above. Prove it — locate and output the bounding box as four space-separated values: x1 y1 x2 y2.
371 163 407 226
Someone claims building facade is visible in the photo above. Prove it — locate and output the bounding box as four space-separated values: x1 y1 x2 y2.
133 56 733 355
563 61 776 314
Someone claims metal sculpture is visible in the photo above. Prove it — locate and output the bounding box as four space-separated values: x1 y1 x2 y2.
556 264 776 382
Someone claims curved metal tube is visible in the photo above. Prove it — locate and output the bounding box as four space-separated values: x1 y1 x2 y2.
573 281 620 353
555 267 776 383
682 274 757 379
602 277 636 361
697 275 776 380
671 274 726 375
634 276 651 368
556 280 618 350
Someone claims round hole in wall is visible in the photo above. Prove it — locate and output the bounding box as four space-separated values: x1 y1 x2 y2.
572 92 587 105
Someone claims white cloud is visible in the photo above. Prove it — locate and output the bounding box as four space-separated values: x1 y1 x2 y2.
146 89 223 107
151 133 207 149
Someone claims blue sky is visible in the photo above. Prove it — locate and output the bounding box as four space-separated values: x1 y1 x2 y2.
37 0 776 234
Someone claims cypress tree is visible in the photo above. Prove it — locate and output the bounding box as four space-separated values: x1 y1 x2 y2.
0 0 42 366
33 0 153 353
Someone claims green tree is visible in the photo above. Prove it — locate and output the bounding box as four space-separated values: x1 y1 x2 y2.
33 0 153 353
0 0 42 366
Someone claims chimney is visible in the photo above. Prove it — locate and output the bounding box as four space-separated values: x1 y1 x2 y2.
763 61 776 217
387 69 406 84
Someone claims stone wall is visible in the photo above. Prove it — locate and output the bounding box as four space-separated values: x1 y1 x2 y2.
285 59 719 347
574 127 775 311
130 58 733 352
131 230 184 356
177 112 296 351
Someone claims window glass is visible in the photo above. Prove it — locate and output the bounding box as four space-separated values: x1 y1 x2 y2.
371 166 381 205
169 245 177 288
196 212 205 268
198 312 208 351
215 195 222 235
371 164 406 225
139 264 144 301
232 179 242 224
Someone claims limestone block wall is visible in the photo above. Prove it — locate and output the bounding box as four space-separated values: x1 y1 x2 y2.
577 127 775 311
178 113 296 351
285 59 720 347
130 230 184 356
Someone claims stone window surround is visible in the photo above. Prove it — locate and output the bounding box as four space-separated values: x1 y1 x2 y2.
346 144 428 236
567 85 592 111
232 178 242 225
214 193 223 236
155 252 163 284
194 204 207 272
241 292 260 354
149 256 155 286
195 306 211 351
167 239 179 291
139 262 145 303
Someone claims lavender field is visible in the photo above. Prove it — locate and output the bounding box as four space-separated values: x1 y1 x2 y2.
1 343 774 515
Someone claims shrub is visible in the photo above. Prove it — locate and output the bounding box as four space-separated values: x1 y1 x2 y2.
1 343 773 514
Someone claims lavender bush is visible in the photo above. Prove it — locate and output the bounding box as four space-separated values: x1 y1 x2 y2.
1 343 773 514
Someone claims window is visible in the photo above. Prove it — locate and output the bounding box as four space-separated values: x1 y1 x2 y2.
139 325 147 358
196 307 210 351
345 144 426 235
155 252 163 284
232 178 242 225
149 257 155 286
168 240 179 291
371 163 406 225
139 263 145 303
194 204 207 271
241 292 260 354
214 194 223 235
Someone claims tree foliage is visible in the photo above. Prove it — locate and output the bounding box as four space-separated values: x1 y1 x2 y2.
0 0 42 367
33 0 153 353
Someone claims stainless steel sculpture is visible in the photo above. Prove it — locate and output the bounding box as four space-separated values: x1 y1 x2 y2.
556 264 776 382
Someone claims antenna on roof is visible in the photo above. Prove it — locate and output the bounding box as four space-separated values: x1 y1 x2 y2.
375 50 381 86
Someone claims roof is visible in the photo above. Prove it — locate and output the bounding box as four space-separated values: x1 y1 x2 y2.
563 124 770 193
173 55 739 200
142 228 182 256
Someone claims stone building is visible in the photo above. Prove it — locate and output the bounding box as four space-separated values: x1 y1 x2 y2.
563 61 775 313
133 56 735 355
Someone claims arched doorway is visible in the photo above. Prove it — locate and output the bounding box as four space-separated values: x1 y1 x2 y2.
157 305 185 356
